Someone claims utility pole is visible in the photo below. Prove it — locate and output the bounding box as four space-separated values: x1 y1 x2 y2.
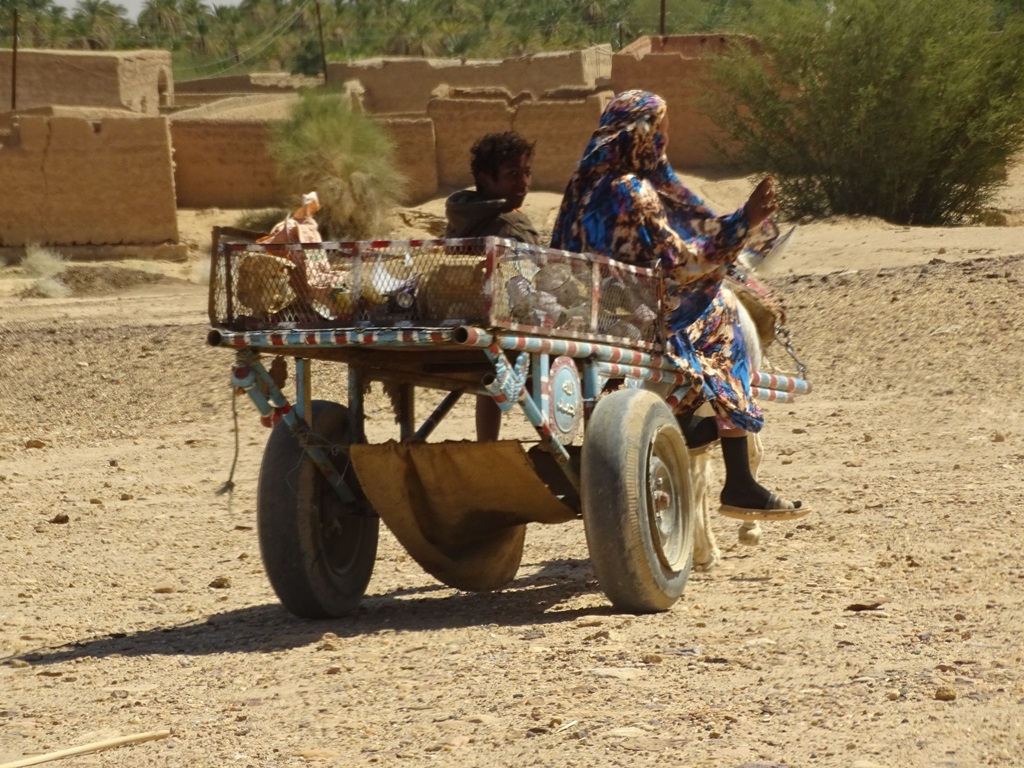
11 8 18 111
314 0 329 87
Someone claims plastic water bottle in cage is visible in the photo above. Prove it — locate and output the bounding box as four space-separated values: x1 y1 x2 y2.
506 275 533 312
632 303 657 334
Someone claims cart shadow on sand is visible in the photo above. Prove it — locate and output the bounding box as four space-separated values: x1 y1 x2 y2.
6 558 618 667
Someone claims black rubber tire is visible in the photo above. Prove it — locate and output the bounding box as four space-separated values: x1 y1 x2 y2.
581 388 694 613
257 400 378 618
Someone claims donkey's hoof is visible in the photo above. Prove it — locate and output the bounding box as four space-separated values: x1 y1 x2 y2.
693 545 722 572
738 522 762 546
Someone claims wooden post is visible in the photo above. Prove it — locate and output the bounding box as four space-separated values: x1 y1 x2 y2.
0 730 170 768
315 0 329 86
659 0 666 37
11 8 18 111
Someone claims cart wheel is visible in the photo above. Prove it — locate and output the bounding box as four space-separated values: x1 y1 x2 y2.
257 400 378 618
581 388 694 613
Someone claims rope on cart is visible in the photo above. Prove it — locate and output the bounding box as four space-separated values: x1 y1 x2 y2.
216 388 241 498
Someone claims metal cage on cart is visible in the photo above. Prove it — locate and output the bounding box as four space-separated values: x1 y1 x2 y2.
209 235 665 351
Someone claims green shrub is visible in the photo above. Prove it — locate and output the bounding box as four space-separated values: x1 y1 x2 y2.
708 0 1024 225
270 91 406 240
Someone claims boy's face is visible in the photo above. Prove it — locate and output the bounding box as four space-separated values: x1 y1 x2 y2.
478 153 532 209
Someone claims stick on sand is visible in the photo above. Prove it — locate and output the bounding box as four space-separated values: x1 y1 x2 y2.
0 730 170 768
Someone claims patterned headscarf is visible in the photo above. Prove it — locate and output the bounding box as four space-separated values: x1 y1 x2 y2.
579 89 668 177
551 90 719 257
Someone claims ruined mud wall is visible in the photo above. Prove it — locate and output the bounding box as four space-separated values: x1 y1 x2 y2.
169 90 600 205
377 117 437 204
175 73 320 96
169 91 509 207
168 89 609 208
513 93 611 192
169 99 436 208
427 96 517 190
171 120 286 209
612 35 755 170
0 116 177 246
169 95 298 209
329 46 611 115
426 89 609 194
0 49 173 115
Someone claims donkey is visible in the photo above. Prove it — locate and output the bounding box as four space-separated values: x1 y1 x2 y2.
690 291 765 571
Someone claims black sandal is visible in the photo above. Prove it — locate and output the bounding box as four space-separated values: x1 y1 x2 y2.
719 492 810 522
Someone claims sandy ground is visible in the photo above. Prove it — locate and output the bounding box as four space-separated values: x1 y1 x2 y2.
2 170 1024 768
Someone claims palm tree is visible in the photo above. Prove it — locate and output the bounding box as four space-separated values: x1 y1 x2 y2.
238 0 285 29
139 0 185 48
203 4 244 63
3 0 69 47
180 0 212 53
70 0 130 50
39 5 73 47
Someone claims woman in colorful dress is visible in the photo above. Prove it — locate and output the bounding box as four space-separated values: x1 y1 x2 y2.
551 89 807 521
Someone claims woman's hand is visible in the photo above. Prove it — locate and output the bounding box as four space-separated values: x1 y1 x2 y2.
744 176 778 228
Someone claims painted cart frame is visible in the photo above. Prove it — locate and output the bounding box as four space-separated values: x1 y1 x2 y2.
206 230 809 617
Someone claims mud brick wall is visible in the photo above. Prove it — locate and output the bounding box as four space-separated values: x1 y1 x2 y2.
427 97 517 191
513 93 612 193
175 73 320 95
376 116 438 204
330 46 611 115
170 114 436 208
612 35 756 170
0 48 172 115
482 47 610 100
0 115 177 246
170 120 288 209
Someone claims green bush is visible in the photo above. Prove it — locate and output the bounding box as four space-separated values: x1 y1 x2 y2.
708 0 1024 225
270 91 406 240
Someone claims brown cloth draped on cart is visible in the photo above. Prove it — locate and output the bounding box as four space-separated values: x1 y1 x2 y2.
350 441 577 591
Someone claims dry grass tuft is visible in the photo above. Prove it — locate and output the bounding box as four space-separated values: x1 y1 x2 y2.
32 275 71 299
22 245 67 279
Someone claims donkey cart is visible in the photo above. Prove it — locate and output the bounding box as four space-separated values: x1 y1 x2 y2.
206 231 807 618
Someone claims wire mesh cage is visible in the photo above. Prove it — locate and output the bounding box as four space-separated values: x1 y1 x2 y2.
209 235 663 348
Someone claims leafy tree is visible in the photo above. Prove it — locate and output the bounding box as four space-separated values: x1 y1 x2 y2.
69 0 130 49
205 3 243 59
626 0 754 36
270 90 406 239
238 0 285 28
180 0 212 53
994 0 1024 24
289 36 322 76
708 0 1024 225
139 0 185 47
0 0 71 47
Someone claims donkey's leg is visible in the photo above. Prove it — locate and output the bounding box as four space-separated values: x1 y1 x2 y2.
738 430 764 545
733 291 766 545
691 446 721 570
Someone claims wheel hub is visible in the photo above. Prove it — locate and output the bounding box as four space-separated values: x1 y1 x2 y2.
317 485 365 576
647 435 686 570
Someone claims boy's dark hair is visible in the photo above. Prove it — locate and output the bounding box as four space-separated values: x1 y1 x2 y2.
470 131 535 181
